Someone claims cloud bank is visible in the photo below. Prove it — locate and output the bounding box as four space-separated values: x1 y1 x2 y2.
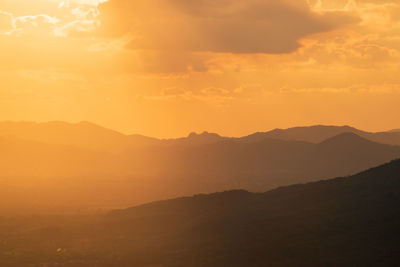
97 0 358 54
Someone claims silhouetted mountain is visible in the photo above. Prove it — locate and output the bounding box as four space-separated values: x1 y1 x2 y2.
1 131 400 213
389 128 400 132
238 125 364 143
361 132 400 146
164 131 224 146
3 160 400 266
1 121 400 149
238 125 400 146
0 121 159 152
1 121 400 213
319 131 373 146
101 159 400 266
0 121 223 151
135 133 400 193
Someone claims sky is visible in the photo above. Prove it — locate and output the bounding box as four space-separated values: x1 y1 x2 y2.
0 0 399 138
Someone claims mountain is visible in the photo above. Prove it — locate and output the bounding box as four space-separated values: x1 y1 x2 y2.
1 121 400 149
238 125 400 146
238 125 365 143
0 121 223 151
3 159 400 266
164 131 225 146
134 133 400 193
104 159 400 266
1 121 400 212
0 121 159 152
1 131 400 213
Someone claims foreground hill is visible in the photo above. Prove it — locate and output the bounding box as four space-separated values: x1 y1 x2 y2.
1 159 400 266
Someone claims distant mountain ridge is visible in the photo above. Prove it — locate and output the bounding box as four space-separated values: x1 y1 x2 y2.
1 122 400 150
1 121 400 213
237 125 364 143
163 131 223 146
0 121 156 152
1 126 400 213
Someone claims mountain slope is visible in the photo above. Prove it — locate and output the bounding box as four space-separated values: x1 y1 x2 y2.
164 131 225 145
138 133 400 192
1 121 400 149
0 121 222 151
103 159 400 266
0 121 158 152
238 125 365 143
3 160 400 266
1 132 400 212
238 125 400 146
1 121 400 213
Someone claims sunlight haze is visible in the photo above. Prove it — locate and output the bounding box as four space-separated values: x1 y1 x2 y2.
0 0 399 138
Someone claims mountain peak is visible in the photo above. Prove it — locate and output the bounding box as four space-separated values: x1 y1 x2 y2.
240 125 366 144
187 131 221 138
319 132 372 146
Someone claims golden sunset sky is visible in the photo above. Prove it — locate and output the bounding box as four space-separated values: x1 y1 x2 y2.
0 0 399 137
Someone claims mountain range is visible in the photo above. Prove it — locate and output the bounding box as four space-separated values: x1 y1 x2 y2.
1 121 400 212
2 121 400 149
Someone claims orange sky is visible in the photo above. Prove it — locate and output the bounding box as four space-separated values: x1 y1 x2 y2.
0 0 399 138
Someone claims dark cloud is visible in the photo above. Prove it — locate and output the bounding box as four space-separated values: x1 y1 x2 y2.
97 0 358 54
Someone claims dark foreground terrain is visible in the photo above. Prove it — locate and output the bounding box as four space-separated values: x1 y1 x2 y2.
1 159 400 266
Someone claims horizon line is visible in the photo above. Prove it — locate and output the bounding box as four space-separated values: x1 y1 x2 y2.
0 120 398 140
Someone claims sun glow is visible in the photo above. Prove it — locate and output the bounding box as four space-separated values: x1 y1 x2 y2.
0 0 399 137
58 0 108 6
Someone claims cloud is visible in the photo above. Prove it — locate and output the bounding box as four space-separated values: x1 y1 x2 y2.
296 0 400 70
0 0 105 37
281 83 400 94
97 0 359 54
14 14 59 27
139 84 265 108
0 10 13 33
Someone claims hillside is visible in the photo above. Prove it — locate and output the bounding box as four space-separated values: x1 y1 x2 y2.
1 159 400 266
105 159 400 266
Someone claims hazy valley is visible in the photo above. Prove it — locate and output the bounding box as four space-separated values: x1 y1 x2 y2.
1 122 400 213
